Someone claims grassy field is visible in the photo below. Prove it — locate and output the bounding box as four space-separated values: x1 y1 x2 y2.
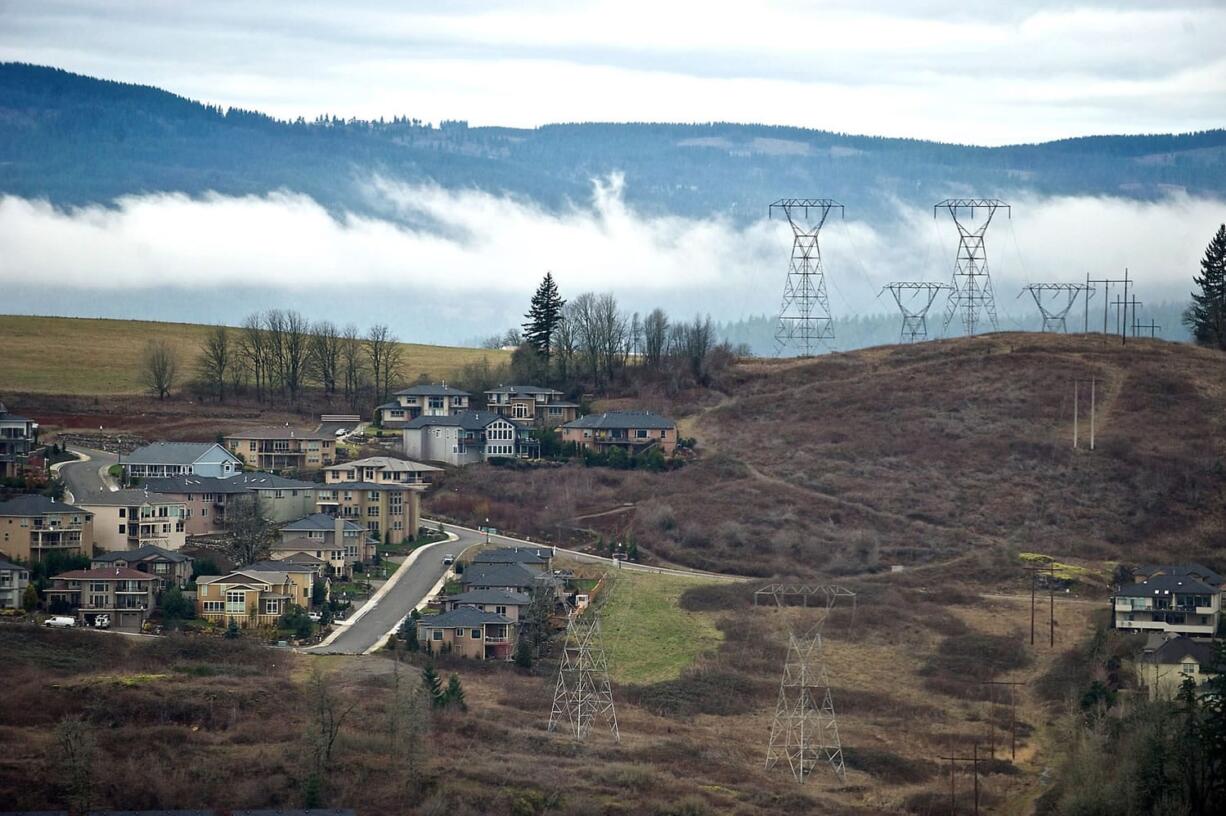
0 314 507 395
600 571 728 685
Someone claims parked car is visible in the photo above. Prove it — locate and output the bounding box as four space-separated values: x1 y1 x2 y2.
44 616 76 628
93 614 111 629
442 553 455 565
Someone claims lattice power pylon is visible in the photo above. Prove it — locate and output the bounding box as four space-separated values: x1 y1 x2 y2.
1019 283 1089 333
882 282 953 342
772 198 844 356
755 583 856 784
937 199 1009 336
548 608 619 743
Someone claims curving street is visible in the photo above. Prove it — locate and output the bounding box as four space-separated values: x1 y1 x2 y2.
57 446 119 504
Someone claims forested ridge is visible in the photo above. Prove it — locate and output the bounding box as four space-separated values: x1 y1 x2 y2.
3 63 1225 222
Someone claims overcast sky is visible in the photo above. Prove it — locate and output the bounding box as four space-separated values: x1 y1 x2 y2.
2 0 1224 144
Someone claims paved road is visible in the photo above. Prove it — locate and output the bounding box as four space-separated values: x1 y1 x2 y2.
58 446 119 504
307 530 483 655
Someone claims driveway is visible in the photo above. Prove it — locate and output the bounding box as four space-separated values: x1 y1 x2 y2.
58 446 119 504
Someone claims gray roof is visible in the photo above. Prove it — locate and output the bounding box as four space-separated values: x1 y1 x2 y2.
472 547 551 566
143 476 252 495
420 607 513 628
446 589 531 605
0 494 88 516
1115 573 1220 598
281 552 328 565
75 488 182 507
403 410 511 431
394 384 471 397
1137 563 1224 587
0 557 26 572
225 426 333 441
562 411 676 430
0 402 32 422
197 569 290 586
224 473 318 490
459 563 539 588
281 513 364 532
124 442 232 466
320 481 422 492
245 559 318 573
93 545 193 564
1143 636 1219 666
486 385 564 396
325 456 440 473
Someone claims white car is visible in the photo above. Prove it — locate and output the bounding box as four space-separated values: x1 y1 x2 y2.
93 614 111 629
442 554 455 565
44 616 76 628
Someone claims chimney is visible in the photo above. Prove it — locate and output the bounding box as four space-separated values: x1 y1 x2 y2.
334 514 344 547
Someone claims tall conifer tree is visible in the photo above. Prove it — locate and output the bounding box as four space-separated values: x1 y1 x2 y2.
523 272 566 359
1184 224 1226 349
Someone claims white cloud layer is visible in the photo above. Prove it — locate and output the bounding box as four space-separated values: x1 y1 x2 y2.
0 180 1221 331
1 1 1223 143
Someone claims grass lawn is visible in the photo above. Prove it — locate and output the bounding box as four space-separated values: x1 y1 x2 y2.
0 314 508 395
600 570 727 685
378 530 448 557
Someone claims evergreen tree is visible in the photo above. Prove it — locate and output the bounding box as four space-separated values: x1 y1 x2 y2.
1183 224 1226 349
522 272 566 360
22 583 38 612
514 638 533 669
421 663 444 707
225 618 241 639
445 674 467 711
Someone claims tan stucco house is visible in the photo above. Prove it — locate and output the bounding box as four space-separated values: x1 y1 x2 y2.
47 566 159 628
418 606 517 660
223 427 337 471
560 411 678 455
0 495 94 562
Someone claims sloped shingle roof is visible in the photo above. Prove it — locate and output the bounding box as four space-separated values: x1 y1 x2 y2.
420 607 513 628
394 384 471 397
561 411 676 430
124 442 233 466
403 411 509 431
459 563 539 588
1116 573 1220 598
0 495 87 516
92 544 193 563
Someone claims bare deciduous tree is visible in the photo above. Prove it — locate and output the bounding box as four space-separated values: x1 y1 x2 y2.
140 339 179 400
55 715 96 816
365 324 401 403
308 320 341 395
643 308 669 371
340 323 365 406
222 494 277 566
197 325 231 402
238 312 269 401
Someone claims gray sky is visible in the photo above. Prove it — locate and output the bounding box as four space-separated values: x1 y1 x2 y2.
2 0 1224 144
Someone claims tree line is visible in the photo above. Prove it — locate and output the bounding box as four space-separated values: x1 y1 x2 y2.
141 310 405 408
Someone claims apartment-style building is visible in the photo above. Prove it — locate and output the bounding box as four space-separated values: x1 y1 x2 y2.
1112 564 1223 638
315 482 422 545
0 402 38 480
0 557 30 609
76 489 187 553
417 607 517 660
0 495 94 562
484 385 580 427
196 569 308 627
123 442 242 481
323 456 440 486
375 384 471 428
402 411 520 466
560 411 678 455
92 545 195 588
142 475 253 535
224 472 318 522
47 567 159 629
223 427 337 472
443 589 531 621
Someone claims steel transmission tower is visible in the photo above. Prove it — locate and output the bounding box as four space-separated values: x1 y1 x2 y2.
1019 284 1089 333
937 199 1009 336
548 608 619 743
754 583 856 783
882 282 953 342
772 199 843 356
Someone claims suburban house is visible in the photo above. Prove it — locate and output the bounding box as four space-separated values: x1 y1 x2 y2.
123 442 242 480
417 606 517 660
0 495 94 562
223 427 337 471
47 566 159 628
0 557 30 609
324 456 441 486
224 472 319 522
0 402 38 480
471 546 552 572
459 562 540 594
196 569 307 627
560 411 678 455
443 588 531 621
484 385 580 427
315 482 422 545
142 475 253 535
266 551 331 578
1112 565 1223 638
76 489 187 553
1137 635 1221 699
402 411 521 466
376 384 471 428
91 545 194 588
245 559 327 600
277 513 373 576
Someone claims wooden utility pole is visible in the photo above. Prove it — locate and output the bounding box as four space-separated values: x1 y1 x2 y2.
939 745 982 816
1073 381 1079 448
1025 563 1057 647
1089 378 1095 450
982 680 1025 760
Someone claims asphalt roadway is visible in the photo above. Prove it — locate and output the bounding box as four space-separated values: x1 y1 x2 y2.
58 446 119 504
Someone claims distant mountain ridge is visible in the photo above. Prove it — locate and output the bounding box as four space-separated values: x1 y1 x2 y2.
2 63 1225 222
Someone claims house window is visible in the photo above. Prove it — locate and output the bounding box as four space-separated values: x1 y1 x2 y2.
226 591 246 613
636 429 648 438
90 594 108 607
119 508 126 518
429 397 444 410
455 628 464 639
118 524 126 534
90 582 108 592
1182 663 1198 675
496 605 507 615
204 601 224 612
432 630 442 641
471 628 481 639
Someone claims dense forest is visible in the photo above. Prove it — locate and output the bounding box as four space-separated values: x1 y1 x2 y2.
3 63 1226 223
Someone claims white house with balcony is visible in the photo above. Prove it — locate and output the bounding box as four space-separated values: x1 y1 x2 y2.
375 384 471 428
1112 567 1222 638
